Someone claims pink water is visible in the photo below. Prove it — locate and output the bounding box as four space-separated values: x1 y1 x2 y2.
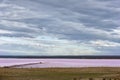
0 58 120 68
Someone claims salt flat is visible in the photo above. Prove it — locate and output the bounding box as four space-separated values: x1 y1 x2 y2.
0 58 120 68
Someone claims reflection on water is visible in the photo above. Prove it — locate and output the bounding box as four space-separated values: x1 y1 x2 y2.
0 58 120 68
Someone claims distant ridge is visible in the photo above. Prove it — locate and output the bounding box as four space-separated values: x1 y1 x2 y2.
0 55 120 59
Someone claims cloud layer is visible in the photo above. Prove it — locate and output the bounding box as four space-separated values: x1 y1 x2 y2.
0 0 120 56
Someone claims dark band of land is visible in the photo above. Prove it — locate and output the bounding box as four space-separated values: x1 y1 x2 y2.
0 55 120 59
0 67 120 80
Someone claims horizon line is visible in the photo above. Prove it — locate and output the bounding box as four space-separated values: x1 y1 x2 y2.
0 55 120 59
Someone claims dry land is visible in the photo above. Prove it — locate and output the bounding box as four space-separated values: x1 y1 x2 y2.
0 67 120 80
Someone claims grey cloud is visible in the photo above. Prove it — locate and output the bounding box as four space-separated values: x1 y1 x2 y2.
0 33 34 38
0 25 36 33
0 0 120 55
97 47 120 55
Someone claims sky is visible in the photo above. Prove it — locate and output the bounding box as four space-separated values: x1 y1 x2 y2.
0 0 120 56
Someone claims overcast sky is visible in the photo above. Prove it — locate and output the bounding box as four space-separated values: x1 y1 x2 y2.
0 0 120 56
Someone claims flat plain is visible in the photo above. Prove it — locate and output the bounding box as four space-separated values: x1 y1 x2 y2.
0 67 120 80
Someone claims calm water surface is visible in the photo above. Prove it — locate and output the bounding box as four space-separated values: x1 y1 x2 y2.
0 58 120 68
